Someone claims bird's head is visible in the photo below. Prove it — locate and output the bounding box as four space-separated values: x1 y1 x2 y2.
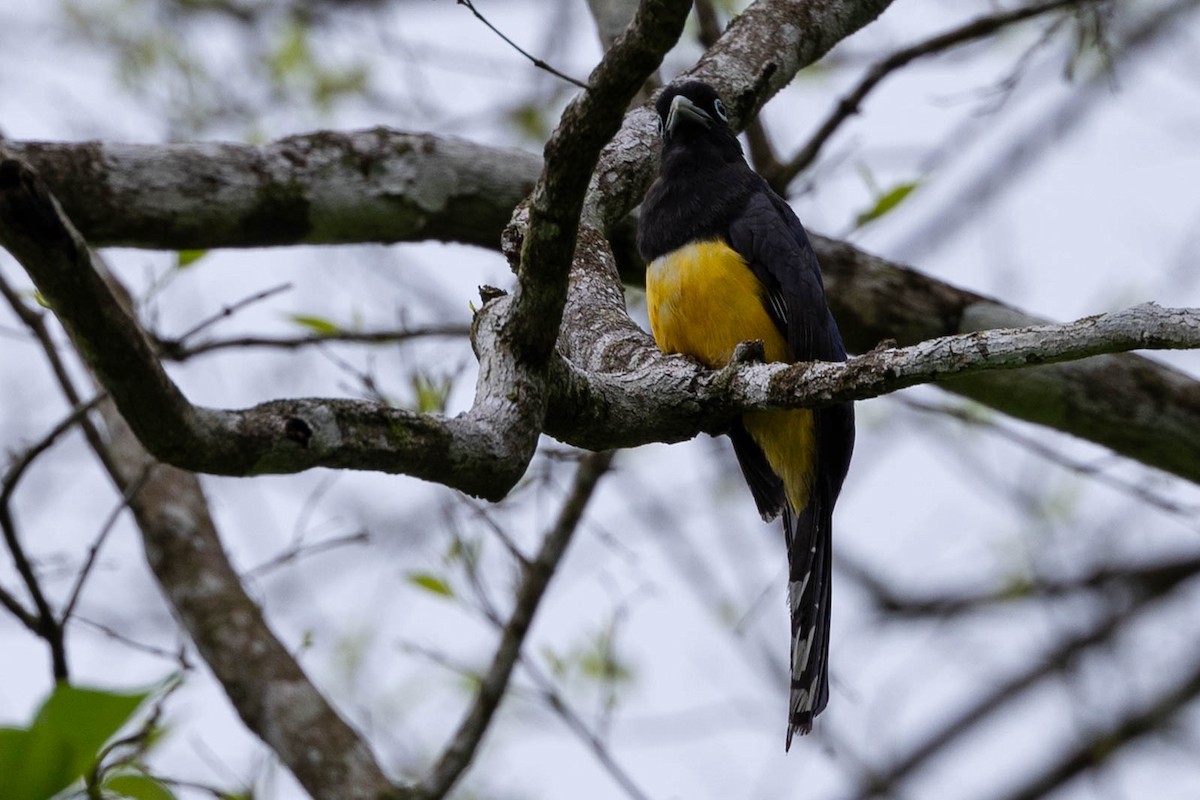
653 81 742 161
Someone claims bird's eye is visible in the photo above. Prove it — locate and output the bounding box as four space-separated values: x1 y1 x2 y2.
713 99 728 122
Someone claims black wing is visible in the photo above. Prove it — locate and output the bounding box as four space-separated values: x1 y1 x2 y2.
726 184 855 743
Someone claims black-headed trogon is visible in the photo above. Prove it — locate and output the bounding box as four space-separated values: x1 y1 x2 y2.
637 81 855 748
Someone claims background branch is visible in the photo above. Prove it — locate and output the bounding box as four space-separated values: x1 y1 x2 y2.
768 0 1102 190
420 451 615 799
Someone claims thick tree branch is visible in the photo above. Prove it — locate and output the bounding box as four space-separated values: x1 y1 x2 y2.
4 150 1198 486
5 0 1198 488
1 260 396 798
95 399 400 800
543 233 1200 452
509 0 691 366
3 131 540 250
815 237 1200 484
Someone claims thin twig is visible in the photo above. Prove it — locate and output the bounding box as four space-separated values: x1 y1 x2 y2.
0 274 118 479
243 529 371 579
899 396 1200 524
772 0 1100 188
838 550 1200 619
458 495 533 568
74 616 191 663
170 282 293 345
999 659 1200 800
159 322 471 360
845 557 1198 799
521 655 654 800
60 462 156 623
0 582 38 631
457 0 588 88
0 395 103 681
419 450 615 799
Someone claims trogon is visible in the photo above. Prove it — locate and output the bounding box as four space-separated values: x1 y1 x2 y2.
637 81 855 748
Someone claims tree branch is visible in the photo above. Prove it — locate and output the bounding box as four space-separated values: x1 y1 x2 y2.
768 0 1101 189
2 250 396 797
419 451 615 799
157 323 471 361
3 131 541 250
846 554 1196 799
0 396 102 681
96 399 401 800
815 236 1200 484
5 148 1198 489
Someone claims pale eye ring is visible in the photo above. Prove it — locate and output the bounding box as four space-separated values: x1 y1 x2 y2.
713 98 728 122
657 116 665 137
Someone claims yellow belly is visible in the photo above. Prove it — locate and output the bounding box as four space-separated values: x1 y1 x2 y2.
646 240 815 511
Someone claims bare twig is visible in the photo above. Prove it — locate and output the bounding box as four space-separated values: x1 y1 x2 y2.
997 660 1200 800
74 616 191 663
243 529 370 579
168 281 292 345
60 462 156 623
0 274 114 477
840 552 1200 619
845 555 1199 799
0 582 38 632
771 0 1102 189
0 395 103 680
522 655 655 800
899 397 1200 524
419 450 615 799
160 322 470 360
893 0 1195 260
456 0 588 88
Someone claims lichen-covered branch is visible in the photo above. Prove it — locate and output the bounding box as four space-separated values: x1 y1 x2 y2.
98 398 400 800
4 148 1199 488
508 0 691 366
0 154 531 498
541 225 1200 470
4 131 540 250
4 0 1200 491
815 236 1200 485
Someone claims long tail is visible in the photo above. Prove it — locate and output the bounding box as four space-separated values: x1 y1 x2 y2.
784 499 833 750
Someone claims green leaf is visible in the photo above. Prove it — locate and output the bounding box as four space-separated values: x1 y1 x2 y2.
268 18 311 82
175 249 208 269
103 772 177 800
0 727 33 796
854 181 920 229
406 571 454 599
288 314 341 335
0 684 150 800
411 373 452 414
508 102 549 141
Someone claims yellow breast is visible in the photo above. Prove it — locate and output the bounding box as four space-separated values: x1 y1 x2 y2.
645 240 816 511
646 240 789 366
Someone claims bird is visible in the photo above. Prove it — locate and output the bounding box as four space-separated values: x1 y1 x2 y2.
637 80 855 748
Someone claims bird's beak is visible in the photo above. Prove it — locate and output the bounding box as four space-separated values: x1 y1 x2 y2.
665 94 712 136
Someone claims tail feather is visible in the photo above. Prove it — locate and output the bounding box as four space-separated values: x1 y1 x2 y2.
783 501 833 750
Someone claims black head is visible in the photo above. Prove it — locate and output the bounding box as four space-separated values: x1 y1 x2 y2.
654 81 743 162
